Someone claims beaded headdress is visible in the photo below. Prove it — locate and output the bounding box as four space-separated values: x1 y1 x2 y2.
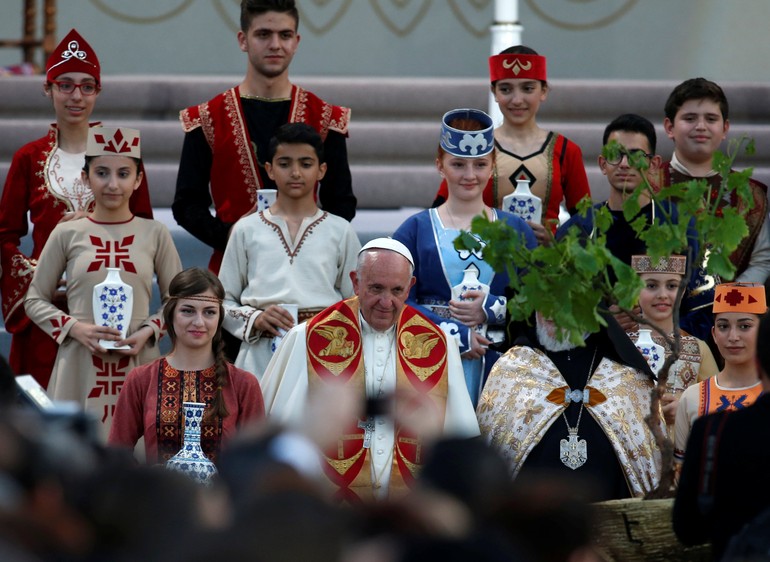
489 53 547 83
631 255 687 276
439 108 494 158
713 282 767 314
169 294 223 304
46 29 100 83
86 127 141 159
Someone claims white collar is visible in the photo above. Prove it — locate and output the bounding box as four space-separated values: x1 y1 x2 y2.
359 313 397 338
670 152 718 178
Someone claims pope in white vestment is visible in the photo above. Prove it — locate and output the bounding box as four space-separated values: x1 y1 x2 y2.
261 238 480 502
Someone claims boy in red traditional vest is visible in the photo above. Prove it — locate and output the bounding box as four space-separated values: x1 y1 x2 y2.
174 0 355 274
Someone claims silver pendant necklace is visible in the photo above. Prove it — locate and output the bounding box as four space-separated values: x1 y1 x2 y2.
559 347 597 470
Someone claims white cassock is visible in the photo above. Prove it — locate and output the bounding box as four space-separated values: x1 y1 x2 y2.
261 313 480 498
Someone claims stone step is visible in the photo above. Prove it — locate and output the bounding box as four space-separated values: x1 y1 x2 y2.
2 76 769 211
0 76 487 120
4 116 770 163
4 76 770 121
2 122 768 209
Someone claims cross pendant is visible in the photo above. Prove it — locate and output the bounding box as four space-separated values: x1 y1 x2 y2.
559 428 588 470
357 417 375 449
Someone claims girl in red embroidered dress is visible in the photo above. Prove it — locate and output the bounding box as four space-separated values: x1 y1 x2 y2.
109 267 264 463
0 29 153 388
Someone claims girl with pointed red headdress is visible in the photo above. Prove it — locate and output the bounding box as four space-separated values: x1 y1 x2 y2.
0 29 154 387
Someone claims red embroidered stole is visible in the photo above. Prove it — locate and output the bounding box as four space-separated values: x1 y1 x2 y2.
156 358 223 463
306 298 448 503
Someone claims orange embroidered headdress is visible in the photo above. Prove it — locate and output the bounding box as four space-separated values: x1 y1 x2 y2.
713 283 767 314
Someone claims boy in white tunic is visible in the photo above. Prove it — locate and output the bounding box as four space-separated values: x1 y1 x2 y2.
220 123 361 380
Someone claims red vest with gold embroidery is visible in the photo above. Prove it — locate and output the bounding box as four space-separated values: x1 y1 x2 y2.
306 297 448 504
179 85 350 272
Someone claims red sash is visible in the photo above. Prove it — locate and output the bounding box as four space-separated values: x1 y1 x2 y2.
306 298 449 503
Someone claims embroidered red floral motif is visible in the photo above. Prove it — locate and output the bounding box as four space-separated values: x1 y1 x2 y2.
723 288 745 307
88 355 130 398
87 235 136 273
92 129 139 154
49 314 71 340
99 404 118 424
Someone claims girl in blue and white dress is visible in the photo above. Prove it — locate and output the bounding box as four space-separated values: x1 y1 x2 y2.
394 109 536 406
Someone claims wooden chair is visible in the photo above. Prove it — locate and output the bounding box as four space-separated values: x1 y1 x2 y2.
0 0 57 70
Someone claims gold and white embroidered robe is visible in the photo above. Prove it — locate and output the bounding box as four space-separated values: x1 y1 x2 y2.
477 345 663 497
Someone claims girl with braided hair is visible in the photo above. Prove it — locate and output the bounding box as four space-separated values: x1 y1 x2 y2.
109 267 264 464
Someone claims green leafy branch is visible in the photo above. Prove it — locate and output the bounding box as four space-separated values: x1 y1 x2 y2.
456 136 756 498
457 136 755 345
638 138 753 281
456 200 643 347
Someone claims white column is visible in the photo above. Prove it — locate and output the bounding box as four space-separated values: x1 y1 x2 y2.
489 0 523 125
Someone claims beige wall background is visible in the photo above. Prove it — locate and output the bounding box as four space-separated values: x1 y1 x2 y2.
1 0 769 81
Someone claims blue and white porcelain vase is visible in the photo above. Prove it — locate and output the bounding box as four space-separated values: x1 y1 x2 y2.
502 179 542 224
270 303 299 354
451 265 490 336
451 265 489 303
92 267 132 350
165 402 218 486
256 188 277 212
635 328 665 376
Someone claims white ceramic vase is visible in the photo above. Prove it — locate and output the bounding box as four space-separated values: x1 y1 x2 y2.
635 329 665 376
451 265 490 336
165 402 218 486
92 267 132 350
271 303 299 353
451 265 489 302
502 179 543 224
256 188 277 212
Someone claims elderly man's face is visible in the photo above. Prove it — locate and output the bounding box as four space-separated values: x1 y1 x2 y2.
351 250 415 332
535 311 581 352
